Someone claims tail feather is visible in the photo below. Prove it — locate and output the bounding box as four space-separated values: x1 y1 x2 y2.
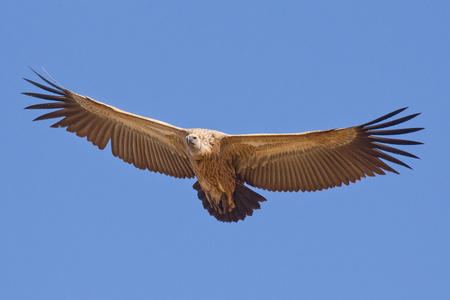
193 181 266 222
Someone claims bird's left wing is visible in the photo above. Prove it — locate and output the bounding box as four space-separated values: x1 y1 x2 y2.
223 108 423 192
23 69 195 179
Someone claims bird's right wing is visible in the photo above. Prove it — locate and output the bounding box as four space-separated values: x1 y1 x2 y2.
23 69 195 179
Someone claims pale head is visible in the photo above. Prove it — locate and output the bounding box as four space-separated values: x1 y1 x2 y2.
186 134 201 155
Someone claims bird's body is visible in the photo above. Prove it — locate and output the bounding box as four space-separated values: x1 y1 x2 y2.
185 129 237 214
23 69 423 222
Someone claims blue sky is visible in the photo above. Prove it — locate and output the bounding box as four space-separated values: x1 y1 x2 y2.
1 1 449 299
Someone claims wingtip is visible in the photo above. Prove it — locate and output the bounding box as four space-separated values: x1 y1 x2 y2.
361 107 413 127
28 66 40 76
392 107 409 115
25 67 65 91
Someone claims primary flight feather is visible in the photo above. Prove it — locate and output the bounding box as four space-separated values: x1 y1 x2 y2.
23 69 423 222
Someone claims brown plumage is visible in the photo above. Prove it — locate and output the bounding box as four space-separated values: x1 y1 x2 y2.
23 69 423 222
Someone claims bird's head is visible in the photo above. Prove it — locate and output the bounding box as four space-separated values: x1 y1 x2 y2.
186 134 202 155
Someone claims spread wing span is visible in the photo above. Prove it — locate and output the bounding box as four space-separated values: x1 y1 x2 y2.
225 108 423 192
23 69 195 179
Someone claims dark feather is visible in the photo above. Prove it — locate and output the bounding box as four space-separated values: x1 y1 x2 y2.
370 136 423 145
361 107 408 127
33 110 67 121
23 78 65 95
368 128 424 136
365 113 421 130
373 143 419 159
25 103 66 110
28 67 64 92
22 92 65 102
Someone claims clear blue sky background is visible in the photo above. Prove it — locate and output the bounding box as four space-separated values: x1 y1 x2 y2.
1 1 448 299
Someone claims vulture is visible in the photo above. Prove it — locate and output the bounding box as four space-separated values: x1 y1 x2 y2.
23 69 423 222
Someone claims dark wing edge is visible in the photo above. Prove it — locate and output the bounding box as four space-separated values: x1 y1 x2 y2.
356 107 423 170
23 68 195 179
225 108 423 192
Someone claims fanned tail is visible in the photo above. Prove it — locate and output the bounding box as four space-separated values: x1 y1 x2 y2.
193 181 266 222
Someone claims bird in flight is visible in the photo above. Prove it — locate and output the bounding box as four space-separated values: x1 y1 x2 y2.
23 69 423 222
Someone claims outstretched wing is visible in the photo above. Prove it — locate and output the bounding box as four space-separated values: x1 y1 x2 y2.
23 69 195 179
224 108 423 192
